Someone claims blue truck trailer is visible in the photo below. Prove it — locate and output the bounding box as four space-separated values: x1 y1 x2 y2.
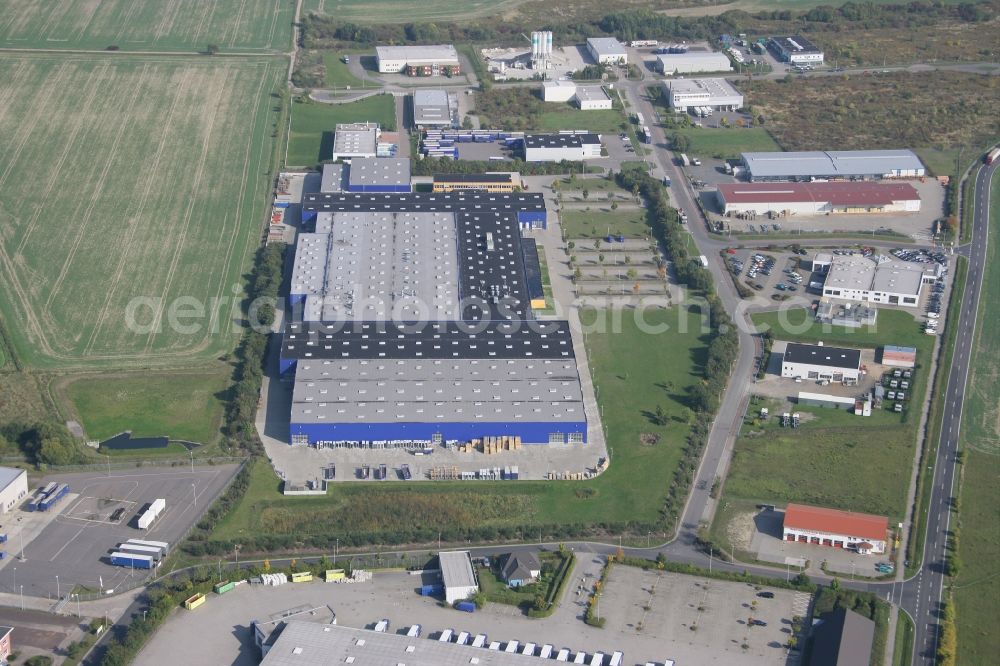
110 552 155 570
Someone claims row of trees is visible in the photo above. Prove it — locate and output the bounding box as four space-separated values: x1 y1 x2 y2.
0 421 89 467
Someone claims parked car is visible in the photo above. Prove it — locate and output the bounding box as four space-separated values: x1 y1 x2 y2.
756 591 775 599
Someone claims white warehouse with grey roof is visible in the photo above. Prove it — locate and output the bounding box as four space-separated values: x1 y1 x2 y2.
742 150 926 181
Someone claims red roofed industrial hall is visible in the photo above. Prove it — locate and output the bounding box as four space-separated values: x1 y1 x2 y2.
716 181 921 216
782 504 889 555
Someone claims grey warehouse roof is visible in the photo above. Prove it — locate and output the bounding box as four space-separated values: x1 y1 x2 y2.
319 164 344 193
333 123 379 157
0 467 24 491
809 608 875 666
347 157 411 188
413 89 451 126
742 150 925 179
772 35 822 55
260 621 546 666
783 342 861 370
282 320 575 361
292 358 585 425
376 44 459 63
586 37 626 56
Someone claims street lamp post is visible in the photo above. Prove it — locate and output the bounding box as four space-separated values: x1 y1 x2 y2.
19 585 23 611
335 538 339 567
192 483 197 507
12 567 14 595
56 575 60 599
190 450 194 473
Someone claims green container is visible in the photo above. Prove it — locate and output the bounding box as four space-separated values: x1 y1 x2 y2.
213 581 235 595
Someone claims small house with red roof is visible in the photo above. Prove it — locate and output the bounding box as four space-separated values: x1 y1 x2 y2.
782 503 888 555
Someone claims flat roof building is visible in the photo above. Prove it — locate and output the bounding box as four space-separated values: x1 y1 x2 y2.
259 620 547 666
331 123 379 161
770 35 824 64
440 550 479 604
574 85 612 110
880 345 917 368
655 51 732 75
586 37 627 65
821 254 935 308
663 78 743 112
716 181 921 216
742 150 926 181
781 342 862 383
522 133 602 162
542 80 576 102
319 163 344 193
413 89 453 128
0 468 27 514
783 503 888 554
376 45 460 76
432 172 522 193
346 157 411 193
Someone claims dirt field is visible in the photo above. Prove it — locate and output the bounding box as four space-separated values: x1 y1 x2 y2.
0 54 283 368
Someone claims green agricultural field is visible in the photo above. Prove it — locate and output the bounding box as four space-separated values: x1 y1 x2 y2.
0 0 294 51
954 169 1000 663
303 0 526 23
668 127 781 160
210 307 707 548
64 371 230 444
0 55 284 368
561 208 651 239
286 95 396 167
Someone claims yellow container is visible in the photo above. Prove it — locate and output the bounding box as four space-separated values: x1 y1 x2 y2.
324 569 346 582
184 593 206 610
291 571 313 583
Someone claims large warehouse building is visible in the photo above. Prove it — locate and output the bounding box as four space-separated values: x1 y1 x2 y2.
376 45 460 76
742 150 926 181
655 51 732 75
781 342 862 384
0 467 28 514
816 253 938 308
412 89 454 128
662 78 743 112
522 133 602 162
783 503 888 554
284 190 585 448
330 123 379 161
440 550 479 604
770 35 824 64
716 181 921 216
586 37 627 65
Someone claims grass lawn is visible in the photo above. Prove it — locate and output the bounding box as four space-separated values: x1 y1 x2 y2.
477 552 566 610
669 127 781 160
0 55 283 368
322 52 366 89
751 308 930 356
304 0 525 23
954 169 1000 663
209 307 707 547
561 208 650 239
64 370 230 444
287 95 396 166
0 0 293 51
536 106 626 133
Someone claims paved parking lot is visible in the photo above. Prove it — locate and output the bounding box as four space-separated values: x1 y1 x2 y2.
0 466 239 600
136 555 809 666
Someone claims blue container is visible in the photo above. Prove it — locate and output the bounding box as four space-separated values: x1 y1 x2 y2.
455 601 476 613
273 201 290 209
618 235 625 242
606 235 614 243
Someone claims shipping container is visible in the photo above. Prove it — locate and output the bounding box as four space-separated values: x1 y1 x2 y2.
374 619 389 633
419 583 443 596
540 645 554 659
184 593 206 610
0 534 7 544
556 649 570 662
40 482 57 497
117 544 163 560
213 580 236 595
110 552 155 569
523 642 536 656
505 641 519 653
126 538 170 554
590 653 605 666
488 641 501 651
291 572 313 583
325 569 346 582
608 652 624 666
407 625 421 637
455 601 476 613
472 634 487 648
574 652 587 664
438 629 454 642
456 632 470 645
39 483 69 511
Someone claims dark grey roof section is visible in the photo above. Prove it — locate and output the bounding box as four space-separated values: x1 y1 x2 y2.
809 608 875 666
524 133 601 149
303 190 545 214
783 342 861 370
500 551 541 582
772 34 821 55
282 320 576 361
521 238 544 302
456 211 529 320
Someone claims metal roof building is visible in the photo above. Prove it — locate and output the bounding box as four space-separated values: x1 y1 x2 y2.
376 45 460 76
716 181 921 215
522 133 602 162
0 467 27 514
770 35 824 64
331 123 379 161
655 51 732 75
663 78 743 111
346 157 411 193
440 550 479 604
586 37 627 65
413 89 453 128
810 608 876 666
259 621 546 666
821 255 932 308
741 150 926 181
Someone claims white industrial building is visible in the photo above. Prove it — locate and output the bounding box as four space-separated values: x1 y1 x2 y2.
655 51 732 75
440 550 479 604
781 342 862 383
330 123 379 161
742 150 926 181
663 78 743 112
542 80 577 102
716 181 921 216
586 37 627 65
574 85 612 110
375 45 460 76
0 467 27 513
771 35 824 64
817 254 939 308
522 133 602 162
412 89 454 128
